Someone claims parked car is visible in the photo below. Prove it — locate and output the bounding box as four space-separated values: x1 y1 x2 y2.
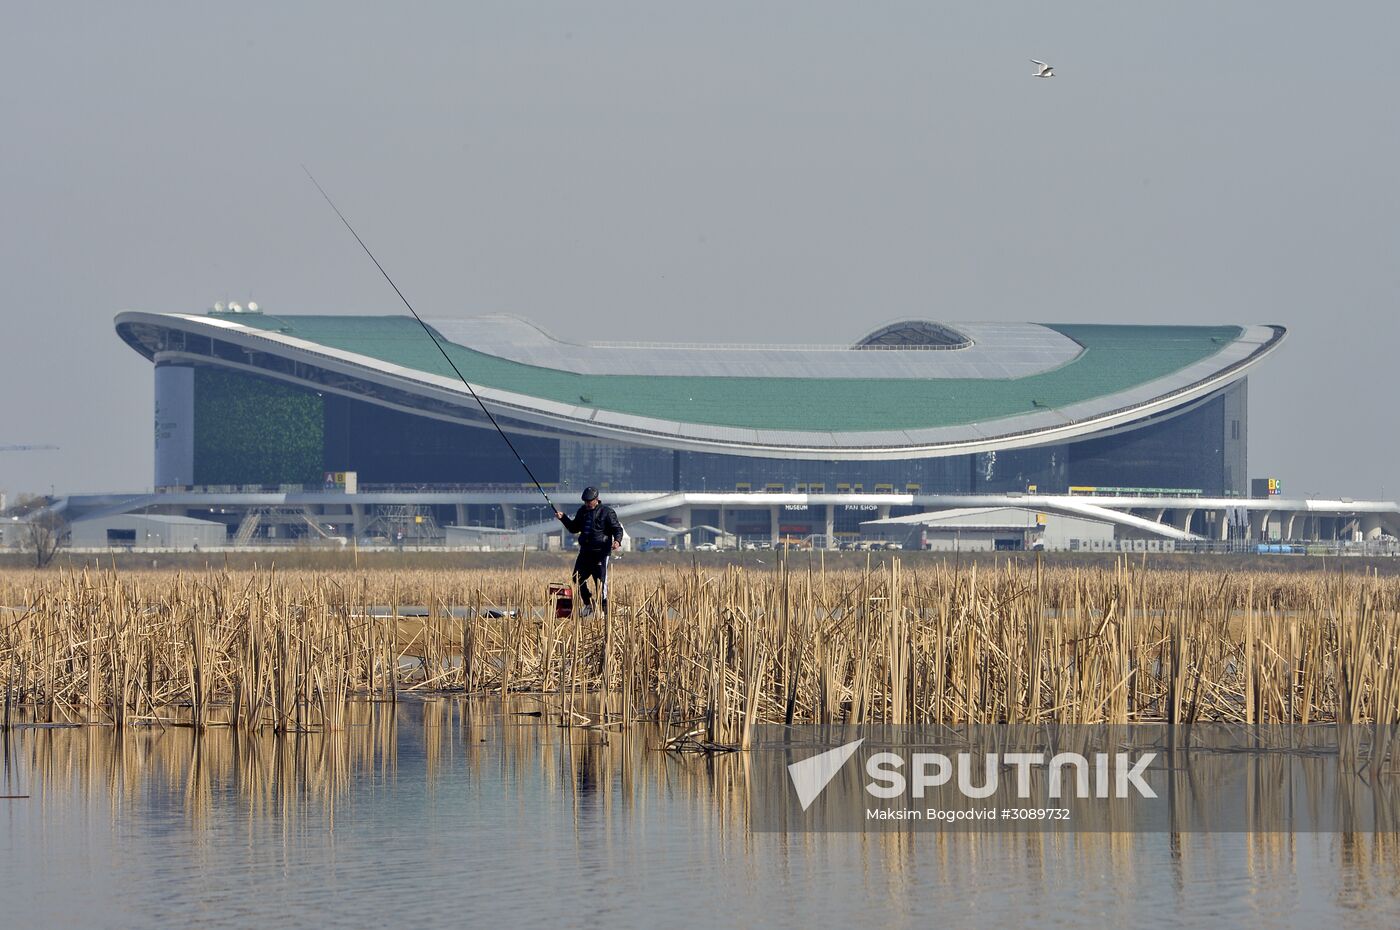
693 542 718 552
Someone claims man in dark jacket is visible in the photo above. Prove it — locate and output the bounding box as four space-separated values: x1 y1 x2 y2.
554 487 623 616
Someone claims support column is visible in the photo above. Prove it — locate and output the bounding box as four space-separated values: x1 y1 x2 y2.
770 506 780 545
825 505 836 550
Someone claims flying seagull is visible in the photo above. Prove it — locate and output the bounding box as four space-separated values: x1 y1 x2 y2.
1031 59 1055 78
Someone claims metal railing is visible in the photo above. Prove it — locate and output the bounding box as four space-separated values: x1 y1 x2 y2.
157 482 558 495
1175 539 1400 557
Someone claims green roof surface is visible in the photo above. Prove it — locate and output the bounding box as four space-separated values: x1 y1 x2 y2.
218 314 1242 433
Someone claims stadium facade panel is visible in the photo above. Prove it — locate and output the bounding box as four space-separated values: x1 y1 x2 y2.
117 310 1283 496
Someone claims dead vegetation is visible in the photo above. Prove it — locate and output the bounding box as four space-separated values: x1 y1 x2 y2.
3 560 1399 745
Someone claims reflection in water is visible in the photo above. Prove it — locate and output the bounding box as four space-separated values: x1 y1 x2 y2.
749 725 1400 834
2 700 1399 929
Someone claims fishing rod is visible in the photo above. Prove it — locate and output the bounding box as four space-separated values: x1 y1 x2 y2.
303 166 558 514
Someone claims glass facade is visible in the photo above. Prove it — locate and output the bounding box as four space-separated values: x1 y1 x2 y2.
972 446 1067 494
322 391 559 487
1064 384 1244 495
190 368 559 487
185 367 1246 497
560 440 673 493
672 451 974 495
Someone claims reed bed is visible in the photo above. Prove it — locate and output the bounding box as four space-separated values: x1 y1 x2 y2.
3 560 1400 741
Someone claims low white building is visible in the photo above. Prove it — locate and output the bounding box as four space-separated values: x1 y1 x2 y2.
49 489 1400 552
70 513 227 550
443 524 563 550
861 507 1122 552
0 518 23 549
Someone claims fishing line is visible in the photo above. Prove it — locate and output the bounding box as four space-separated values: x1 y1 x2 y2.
303 166 557 512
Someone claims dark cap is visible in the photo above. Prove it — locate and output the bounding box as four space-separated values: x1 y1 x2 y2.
581 487 599 502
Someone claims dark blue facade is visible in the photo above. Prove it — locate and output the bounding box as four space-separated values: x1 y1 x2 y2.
189 368 1247 497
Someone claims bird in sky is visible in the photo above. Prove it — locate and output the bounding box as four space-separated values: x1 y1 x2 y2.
1031 59 1055 78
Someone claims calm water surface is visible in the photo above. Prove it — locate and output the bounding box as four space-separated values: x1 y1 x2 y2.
3 700 1398 929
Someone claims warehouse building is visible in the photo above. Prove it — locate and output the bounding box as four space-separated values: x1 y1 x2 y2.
69 513 227 550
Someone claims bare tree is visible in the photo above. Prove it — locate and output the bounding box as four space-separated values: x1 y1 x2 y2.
22 505 67 568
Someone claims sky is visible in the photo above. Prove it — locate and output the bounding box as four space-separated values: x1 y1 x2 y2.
2 2 1397 499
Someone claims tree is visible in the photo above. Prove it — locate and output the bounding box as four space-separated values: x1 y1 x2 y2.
18 500 67 568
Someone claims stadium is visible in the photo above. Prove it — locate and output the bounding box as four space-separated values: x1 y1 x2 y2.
116 309 1278 495
62 304 1399 553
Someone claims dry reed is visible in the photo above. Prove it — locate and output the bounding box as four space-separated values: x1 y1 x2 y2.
3 559 1400 740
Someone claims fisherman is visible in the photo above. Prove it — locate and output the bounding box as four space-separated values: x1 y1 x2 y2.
555 487 623 616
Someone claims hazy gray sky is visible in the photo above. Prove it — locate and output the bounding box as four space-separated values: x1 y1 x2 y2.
3 3 1397 498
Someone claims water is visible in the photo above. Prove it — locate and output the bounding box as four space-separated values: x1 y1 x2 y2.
3 701 1399 929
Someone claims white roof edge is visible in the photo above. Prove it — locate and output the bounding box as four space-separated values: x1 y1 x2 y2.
114 312 1286 461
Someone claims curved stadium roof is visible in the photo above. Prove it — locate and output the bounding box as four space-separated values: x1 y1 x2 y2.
116 311 1285 461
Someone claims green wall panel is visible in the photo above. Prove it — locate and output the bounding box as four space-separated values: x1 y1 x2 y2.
193 368 324 485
